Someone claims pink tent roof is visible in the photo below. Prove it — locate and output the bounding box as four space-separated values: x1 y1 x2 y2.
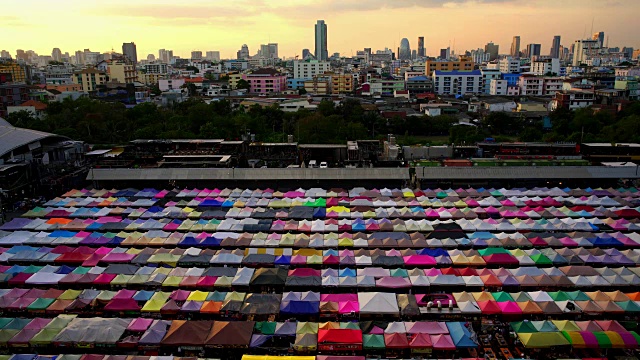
127 318 153 332
430 334 456 350
338 301 359 314
497 301 522 314
406 321 449 334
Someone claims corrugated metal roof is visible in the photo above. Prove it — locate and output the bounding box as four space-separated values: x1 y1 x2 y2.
0 124 66 158
87 168 410 181
417 166 640 180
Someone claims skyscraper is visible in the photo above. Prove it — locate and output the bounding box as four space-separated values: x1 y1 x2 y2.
550 35 561 58
301 49 311 59
237 44 249 60
510 36 521 57
418 37 425 57
205 51 220 61
484 42 499 60
525 43 541 58
122 42 137 65
158 49 173 63
592 32 605 48
51 48 62 62
191 51 202 60
399 38 411 60
315 20 328 61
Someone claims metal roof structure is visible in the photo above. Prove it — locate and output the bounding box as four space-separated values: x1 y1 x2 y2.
417 166 640 180
87 168 410 181
0 120 68 158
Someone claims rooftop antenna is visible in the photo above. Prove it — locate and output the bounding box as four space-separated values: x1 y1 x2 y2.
590 17 594 38
606 35 609 48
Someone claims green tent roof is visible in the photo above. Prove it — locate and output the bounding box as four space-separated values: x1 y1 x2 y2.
510 321 538 333
363 334 386 349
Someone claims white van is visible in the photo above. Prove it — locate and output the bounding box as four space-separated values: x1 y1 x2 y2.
308 160 318 168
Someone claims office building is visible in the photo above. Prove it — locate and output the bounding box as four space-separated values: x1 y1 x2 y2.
301 49 312 60
158 49 173 63
592 31 605 48
484 42 499 61
418 37 425 57
399 38 411 60
315 20 328 61
550 36 561 58
573 39 600 66
122 42 137 65
525 43 541 58
205 51 220 62
191 51 203 60
293 60 330 79
73 67 107 92
237 44 250 60
510 36 521 57
51 48 62 62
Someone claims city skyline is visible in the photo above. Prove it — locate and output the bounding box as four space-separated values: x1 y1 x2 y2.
2 0 639 59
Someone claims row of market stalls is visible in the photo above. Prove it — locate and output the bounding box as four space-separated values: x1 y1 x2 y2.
5 217 640 233
2 263 640 290
1 243 639 266
3 230 640 248
2 288 640 318
0 315 479 352
58 186 640 199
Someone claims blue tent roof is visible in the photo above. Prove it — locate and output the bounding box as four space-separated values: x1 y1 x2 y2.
446 322 478 348
279 300 319 315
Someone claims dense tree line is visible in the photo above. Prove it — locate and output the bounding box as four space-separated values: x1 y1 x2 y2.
5 97 457 145
6 97 640 146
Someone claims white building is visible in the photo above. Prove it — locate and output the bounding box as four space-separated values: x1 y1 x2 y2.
481 97 517 112
543 77 563 96
144 63 168 74
480 69 501 94
432 70 482 96
499 57 521 74
158 78 186 91
518 76 544 96
489 79 508 95
531 58 560 75
293 60 331 79
573 39 600 66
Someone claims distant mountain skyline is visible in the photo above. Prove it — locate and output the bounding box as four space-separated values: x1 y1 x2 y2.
2 0 638 59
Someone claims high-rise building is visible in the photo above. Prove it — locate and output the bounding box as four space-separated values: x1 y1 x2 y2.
550 36 561 58
439 48 450 60
315 20 328 61
592 32 605 48
399 38 411 60
418 37 425 57
237 44 249 60
412 50 417 60
525 43 541 58
51 48 62 62
301 49 312 59
122 42 137 65
510 36 521 57
0 50 10 59
205 51 220 61
147 54 155 61
158 49 173 63
191 51 203 60
484 42 499 60
573 39 600 66
16 50 26 61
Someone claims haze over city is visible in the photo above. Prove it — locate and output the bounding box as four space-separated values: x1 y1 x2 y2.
2 0 639 58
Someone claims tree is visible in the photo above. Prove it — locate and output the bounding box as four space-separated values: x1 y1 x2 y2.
298 88 307 95
185 66 200 74
236 79 250 90
151 84 162 96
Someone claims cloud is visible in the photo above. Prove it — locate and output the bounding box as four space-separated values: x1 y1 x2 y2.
95 3 262 25
273 0 517 13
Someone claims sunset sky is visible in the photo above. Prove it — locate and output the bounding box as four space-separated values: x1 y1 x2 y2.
2 0 638 59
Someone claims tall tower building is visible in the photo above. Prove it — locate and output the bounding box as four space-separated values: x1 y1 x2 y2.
315 20 328 61
525 44 541 58
550 35 561 58
51 48 63 62
510 36 521 57
122 42 137 65
237 44 249 60
399 38 411 60
592 32 605 48
484 42 499 60
417 37 425 57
